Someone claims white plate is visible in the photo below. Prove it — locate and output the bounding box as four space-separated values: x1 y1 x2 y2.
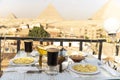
9 57 37 66
77 51 88 57
66 50 87 57
69 63 100 74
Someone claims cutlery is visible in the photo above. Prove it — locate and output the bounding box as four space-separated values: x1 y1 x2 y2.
27 70 43 73
65 69 80 77
4 70 43 73
9 63 36 67
97 62 120 77
4 71 16 73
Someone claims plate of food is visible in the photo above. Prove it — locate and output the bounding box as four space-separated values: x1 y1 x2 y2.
69 63 100 74
9 57 37 66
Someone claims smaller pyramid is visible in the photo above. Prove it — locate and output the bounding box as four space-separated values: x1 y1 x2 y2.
6 13 17 19
91 0 120 20
38 4 63 21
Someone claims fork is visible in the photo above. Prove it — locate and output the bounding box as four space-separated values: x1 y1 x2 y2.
65 61 80 77
65 68 80 77
98 62 120 77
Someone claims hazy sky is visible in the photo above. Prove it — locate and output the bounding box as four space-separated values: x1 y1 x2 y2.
0 0 119 20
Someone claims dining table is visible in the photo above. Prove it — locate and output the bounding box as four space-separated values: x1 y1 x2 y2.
0 50 120 80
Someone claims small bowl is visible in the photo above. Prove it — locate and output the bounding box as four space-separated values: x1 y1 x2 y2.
69 55 85 62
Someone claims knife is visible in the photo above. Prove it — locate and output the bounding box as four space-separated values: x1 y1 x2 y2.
4 70 43 73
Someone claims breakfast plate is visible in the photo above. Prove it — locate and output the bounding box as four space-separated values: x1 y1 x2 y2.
69 63 100 74
9 57 37 66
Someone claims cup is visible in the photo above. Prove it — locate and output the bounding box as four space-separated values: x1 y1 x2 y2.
46 48 59 75
62 61 69 70
24 40 33 56
47 48 59 66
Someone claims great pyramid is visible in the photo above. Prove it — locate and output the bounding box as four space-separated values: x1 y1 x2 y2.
91 0 120 20
37 4 63 22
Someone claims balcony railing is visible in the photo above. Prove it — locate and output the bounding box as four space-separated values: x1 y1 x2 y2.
0 36 106 72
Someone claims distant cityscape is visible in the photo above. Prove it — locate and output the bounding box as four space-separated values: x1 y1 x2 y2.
0 4 109 39
0 3 120 54
1 0 120 72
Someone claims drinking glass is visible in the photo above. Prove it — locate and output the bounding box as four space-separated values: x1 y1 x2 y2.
46 48 59 80
24 40 33 56
36 45 47 68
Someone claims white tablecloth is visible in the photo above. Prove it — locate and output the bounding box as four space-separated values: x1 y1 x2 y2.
1 51 120 80
1 70 120 80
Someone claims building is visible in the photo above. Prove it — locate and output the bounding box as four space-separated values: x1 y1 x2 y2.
0 3 110 39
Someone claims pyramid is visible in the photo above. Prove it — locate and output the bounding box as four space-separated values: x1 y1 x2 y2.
91 0 120 20
38 4 63 21
6 13 17 19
